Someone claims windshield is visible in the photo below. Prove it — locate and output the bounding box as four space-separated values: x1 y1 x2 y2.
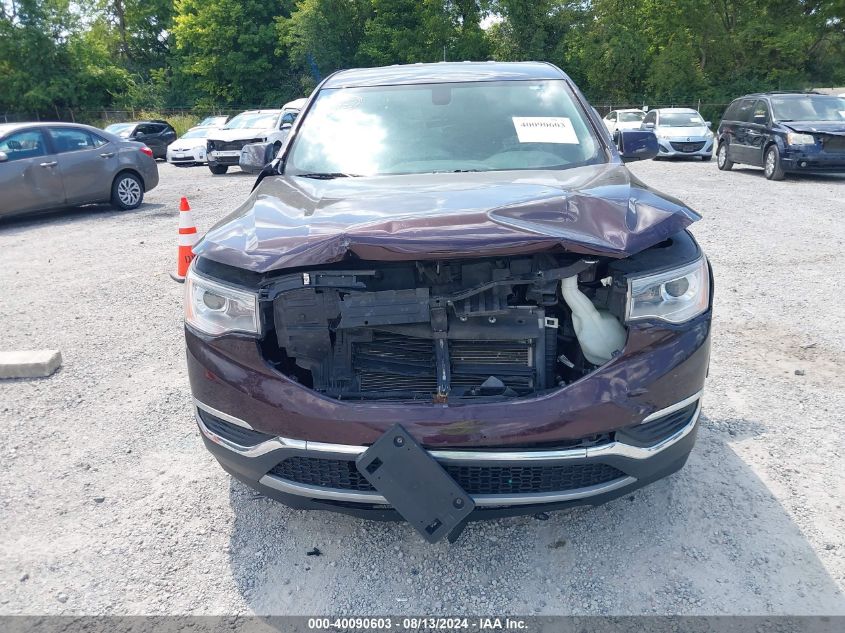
198 116 226 127
619 111 645 122
286 80 601 176
658 112 704 127
771 95 845 122
224 112 279 130
105 123 134 134
181 128 210 139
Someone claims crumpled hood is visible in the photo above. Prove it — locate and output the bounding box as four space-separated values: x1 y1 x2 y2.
208 127 270 142
194 163 700 273
783 121 845 135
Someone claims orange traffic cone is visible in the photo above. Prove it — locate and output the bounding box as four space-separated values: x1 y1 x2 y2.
170 197 198 283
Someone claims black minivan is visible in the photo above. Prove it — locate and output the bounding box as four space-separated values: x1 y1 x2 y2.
716 92 845 180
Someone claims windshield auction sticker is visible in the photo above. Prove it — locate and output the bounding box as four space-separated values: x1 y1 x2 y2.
512 117 579 143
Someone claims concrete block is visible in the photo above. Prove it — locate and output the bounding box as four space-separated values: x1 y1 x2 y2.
0 350 62 379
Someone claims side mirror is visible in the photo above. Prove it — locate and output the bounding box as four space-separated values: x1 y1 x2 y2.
618 129 659 163
642 121 655 130
0 151 8 163
753 115 767 125
705 121 712 128
281 123 292 130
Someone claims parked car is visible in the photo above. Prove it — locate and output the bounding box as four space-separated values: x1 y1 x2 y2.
641 108 714 160
603 108 646 134
716 92 845 180
205 106 302 175
195 115 229 129
0 122 158 217
166 127 212 166
183 62 710 543
103 120 176 160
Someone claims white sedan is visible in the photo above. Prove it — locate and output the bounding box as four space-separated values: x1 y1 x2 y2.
166 127 212 166
603 109 646 133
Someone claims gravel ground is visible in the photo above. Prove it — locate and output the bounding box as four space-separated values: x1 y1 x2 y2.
1 159 843 616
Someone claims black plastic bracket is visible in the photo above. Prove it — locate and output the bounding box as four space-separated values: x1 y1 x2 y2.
355 424 474 544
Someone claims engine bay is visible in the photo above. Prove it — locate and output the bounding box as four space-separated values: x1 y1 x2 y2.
265 254 628 402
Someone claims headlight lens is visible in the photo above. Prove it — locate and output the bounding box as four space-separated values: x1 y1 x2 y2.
787 132 815 145
185 267 260 335
627 257 709 324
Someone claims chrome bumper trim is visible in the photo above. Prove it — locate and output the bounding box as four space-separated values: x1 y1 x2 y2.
197 392 701 507
196 390 702 462
257 472 638 507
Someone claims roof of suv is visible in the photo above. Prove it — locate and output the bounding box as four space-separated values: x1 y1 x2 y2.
323 61 564 88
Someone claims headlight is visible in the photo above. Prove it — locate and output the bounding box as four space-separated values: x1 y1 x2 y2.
627 257 710 324
185 268 260 336
787 132 815 146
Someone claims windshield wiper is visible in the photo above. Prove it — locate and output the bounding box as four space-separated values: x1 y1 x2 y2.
297 172 360 179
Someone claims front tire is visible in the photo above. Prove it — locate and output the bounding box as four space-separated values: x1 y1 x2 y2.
111 172 144 210
764 145 785 180
716 142 733 170
208 163 228 175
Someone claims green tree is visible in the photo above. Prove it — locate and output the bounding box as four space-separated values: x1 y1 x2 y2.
172 0 296 106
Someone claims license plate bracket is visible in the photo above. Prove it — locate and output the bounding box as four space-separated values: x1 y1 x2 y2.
355 424 474 543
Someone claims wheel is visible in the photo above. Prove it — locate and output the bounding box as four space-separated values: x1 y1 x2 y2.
208 163 228 175
701 154 713 162
764 145 785 180
716 142 733 170
111 172 144 210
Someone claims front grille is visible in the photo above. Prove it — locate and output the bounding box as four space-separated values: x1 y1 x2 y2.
215 139 260 152
821 135 845 152
669 141 706 153
616 401 697 446
352 332 534 395
270 456 625 495
198 408 275 446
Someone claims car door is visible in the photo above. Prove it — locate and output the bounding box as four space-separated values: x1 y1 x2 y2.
0 127 66 216
604 111 617 132
745 100 771 166
48 127 118 205
133 124 161 156
730 99 756 164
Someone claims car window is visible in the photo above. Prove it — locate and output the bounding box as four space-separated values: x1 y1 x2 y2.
657 112 704 127
281 111 298 126
224 113 280 129
606 112 617 121
48 128 101 153
770 95 845 122
181 128 210 139
752 100 770 125
618 111 644 122
735 100 756 123
0 129 48 161
105 123 134 135
643 110 656 124
135 124 156 135
722 100 742 122
287 80 602 176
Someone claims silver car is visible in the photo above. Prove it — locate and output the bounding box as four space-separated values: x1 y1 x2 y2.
642 108 714 160
0 122 159 218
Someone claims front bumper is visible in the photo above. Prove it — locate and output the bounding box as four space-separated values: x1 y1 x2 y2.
167 149 206 165
780 147 845 173
657 137 713 157
196 392 702 520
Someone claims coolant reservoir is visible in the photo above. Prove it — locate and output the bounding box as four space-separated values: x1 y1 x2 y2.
560 276 626 365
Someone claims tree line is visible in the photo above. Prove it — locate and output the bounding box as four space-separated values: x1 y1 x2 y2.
2 0 844 120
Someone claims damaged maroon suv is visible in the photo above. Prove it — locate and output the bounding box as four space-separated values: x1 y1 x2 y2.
184 62 712 542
